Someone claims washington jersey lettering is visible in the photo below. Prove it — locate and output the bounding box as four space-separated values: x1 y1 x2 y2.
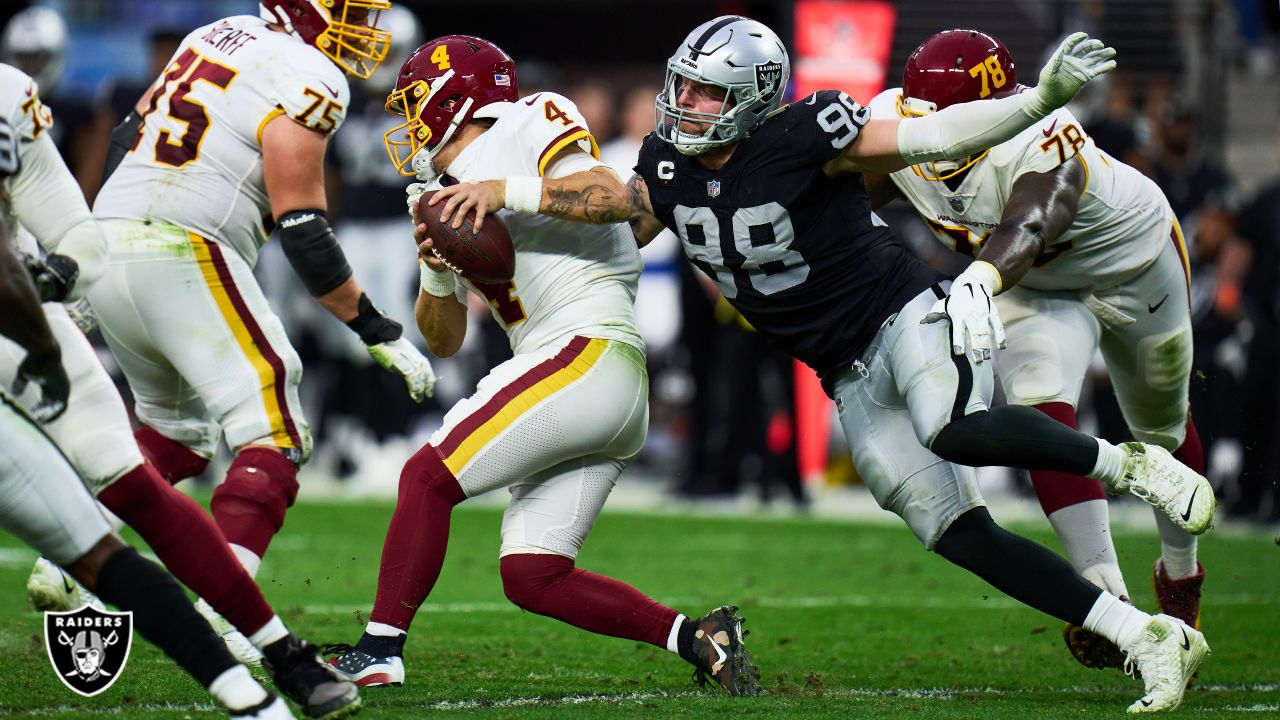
429 93 643 356
93 15 350 266
870 88 1175 291
638 90 939 378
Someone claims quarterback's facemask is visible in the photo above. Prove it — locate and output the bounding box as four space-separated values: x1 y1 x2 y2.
383 35 518 177
259 0 392 79
656 15 789 156
901 28 1018 181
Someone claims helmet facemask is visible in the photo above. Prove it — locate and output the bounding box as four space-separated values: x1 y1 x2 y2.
656 65 745 156
316 0 392 79
384 70 474 179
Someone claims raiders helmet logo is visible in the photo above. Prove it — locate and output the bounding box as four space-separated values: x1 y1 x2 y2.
754 61 783 103
45 606 133 697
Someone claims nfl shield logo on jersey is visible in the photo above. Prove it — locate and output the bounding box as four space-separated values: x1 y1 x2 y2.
45 606 133 697
707 180 721 197
949 198 965 213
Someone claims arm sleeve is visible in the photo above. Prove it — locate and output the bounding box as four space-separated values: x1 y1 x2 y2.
10 125 106 297
518 92 600 176
897 88 1054 165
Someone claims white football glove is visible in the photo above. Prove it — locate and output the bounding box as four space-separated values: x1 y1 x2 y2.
922 261 1007 364
1032 32 1118 112
406 182 430 221
367 338 437 402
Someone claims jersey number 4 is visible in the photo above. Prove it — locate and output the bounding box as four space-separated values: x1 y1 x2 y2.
133 48 237 168
674 203 808 298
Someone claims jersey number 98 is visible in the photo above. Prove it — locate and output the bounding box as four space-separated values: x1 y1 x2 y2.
674 203 809 298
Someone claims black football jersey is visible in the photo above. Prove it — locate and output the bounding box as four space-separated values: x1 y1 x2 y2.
637 90 940 380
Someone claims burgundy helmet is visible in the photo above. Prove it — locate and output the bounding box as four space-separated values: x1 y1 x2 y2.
383 35 518 176
900 29 1017 180
901 29 1017 114
259 0 392 79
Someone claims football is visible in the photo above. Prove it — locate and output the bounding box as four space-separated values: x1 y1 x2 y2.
415 190 516 284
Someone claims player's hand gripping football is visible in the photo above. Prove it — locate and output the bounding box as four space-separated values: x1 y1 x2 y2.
1033 32 1118 111
427 179 506 234
923 261 1007 364
14 351 70 423
367 338 437 402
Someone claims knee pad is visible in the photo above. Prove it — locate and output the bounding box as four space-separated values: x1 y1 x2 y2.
500 553 573 611
135 425 210 484
400 444 466 506
210 447 298 534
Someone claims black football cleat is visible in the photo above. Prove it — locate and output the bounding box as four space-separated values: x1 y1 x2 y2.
688 605 760 697
262 634 362 719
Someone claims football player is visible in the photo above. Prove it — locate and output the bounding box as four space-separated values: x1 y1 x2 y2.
0 62 361 719
0 113 294 720
431 16 1211 713
89 0 435 625
327 36 758 696
864 29 1207 671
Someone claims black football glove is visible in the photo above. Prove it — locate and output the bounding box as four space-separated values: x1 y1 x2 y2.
22 253 80 303
14 352 69 423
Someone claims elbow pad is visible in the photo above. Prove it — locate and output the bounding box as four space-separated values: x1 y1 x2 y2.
276 209 352 296
102 110 142 184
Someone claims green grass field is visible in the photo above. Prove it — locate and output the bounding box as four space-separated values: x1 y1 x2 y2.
0 499 1276 718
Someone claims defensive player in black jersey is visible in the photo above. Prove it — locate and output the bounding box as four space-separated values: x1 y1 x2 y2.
423 16 1211 713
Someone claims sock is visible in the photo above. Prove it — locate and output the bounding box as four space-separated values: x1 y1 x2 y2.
229 544 262 578
1154 511 1199 579
97 464 276 638
134 426 210 485
208 665 268 712
354 630 407 658
94 547 237 689
211 448 298 560
1047 499 1129 598
247 616 289 649
1087 438 1127 488
1029 403 1109 514
499 553 683 648
369 445 467 631
665 613 687 654
1173 416 1206 475
934 507 1101 625
364 621 405 638
676 619 699 666
1083 592 1153 651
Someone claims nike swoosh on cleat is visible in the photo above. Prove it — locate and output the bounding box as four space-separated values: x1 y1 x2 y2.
1042 119 1058 137
707 636 728 666
1181 486 1199 522
1141 698 1153 707
1148 294 1169 313
61 572 74 594
1180 627 1190 651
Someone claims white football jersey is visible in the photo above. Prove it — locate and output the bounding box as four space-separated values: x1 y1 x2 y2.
869 88 1173 291
0 63 53 247
429 92 643 356
94 16 350 266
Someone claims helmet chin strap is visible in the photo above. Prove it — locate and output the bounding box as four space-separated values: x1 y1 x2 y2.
412 95 475 182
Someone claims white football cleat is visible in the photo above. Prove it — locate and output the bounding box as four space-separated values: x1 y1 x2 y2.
27 557 104 612
196 597 264 667
1114 443 1216 534
228 693 295 719
1123 613 1209 713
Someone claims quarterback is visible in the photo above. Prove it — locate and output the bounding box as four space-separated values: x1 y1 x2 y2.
434 16 1214 713
865 29 1206 669
328 35 758 697
89 0 435 651
0 62 359 719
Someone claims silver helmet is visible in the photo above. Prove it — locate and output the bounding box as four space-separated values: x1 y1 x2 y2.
655 16 789 156
0 6 68 94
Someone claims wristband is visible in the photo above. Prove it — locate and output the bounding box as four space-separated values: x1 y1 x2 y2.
345 293 403 345
967 260 1004 295
420 258 457 297
504 176 543 214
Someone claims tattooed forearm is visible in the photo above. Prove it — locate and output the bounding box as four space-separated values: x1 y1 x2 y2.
545 184 630 224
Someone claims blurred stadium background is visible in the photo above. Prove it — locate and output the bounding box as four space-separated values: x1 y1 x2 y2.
2 0 1276 524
